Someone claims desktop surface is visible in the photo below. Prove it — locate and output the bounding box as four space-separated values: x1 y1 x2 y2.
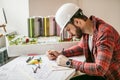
0 55 77 80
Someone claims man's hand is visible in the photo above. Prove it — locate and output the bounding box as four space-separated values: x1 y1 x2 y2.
46 50 60 60
56 55 70 67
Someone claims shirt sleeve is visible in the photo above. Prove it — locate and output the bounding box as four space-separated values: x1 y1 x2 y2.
62 38 84 57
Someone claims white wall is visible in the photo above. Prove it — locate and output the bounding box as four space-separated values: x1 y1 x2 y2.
1 0 29 35
0 0 79 36
0 0 3 7
29 0 79 16
0 0 4 26
80 0 120 32
0 0 120 35
0 0 4 8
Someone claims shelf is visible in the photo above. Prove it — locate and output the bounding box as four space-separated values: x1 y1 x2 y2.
6 37 79 57
5 33 80 57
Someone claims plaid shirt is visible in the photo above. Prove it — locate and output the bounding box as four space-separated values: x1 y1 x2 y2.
62 16 120 80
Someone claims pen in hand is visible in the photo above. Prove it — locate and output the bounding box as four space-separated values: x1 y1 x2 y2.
62 48 64 52
47 48 65 60
62 48 64 54
48 50 57 57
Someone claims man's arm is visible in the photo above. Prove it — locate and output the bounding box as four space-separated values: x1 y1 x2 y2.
62 38 84 57
46 37 84 60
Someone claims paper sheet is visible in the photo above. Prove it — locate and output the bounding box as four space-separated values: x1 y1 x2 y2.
0 55 75 80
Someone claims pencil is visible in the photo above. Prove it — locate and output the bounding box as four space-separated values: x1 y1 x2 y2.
52 68 72 71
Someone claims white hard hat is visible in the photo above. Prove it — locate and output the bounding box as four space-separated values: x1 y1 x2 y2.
55 3 79 33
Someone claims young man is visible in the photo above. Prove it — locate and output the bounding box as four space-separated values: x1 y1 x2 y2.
46 3 120 80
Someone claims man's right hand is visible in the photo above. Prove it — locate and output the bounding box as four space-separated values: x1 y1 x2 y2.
46 50 61 60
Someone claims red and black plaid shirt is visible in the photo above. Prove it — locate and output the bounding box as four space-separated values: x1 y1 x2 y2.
63 16 120 80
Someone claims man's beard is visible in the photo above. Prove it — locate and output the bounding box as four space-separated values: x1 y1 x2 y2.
74 25 83 39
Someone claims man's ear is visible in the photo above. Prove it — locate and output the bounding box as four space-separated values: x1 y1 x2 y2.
73 18 81 26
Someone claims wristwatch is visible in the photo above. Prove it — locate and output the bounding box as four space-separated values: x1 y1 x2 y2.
66 59 72 68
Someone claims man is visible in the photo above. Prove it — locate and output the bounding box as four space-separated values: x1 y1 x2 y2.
46 3 120 80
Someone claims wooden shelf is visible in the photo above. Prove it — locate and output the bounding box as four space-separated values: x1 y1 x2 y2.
0 24 7 32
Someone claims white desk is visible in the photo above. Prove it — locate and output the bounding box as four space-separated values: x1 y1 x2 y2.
0 55 85 80
0 55 84 80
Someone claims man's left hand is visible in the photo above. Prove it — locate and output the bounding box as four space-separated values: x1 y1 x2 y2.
56 55 71 67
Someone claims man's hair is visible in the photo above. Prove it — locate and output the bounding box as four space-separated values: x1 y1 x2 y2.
69 9 88 23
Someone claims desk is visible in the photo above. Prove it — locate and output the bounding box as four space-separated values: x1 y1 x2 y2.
0 55 85 80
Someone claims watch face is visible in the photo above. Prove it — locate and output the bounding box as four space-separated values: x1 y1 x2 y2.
66 61 70 65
